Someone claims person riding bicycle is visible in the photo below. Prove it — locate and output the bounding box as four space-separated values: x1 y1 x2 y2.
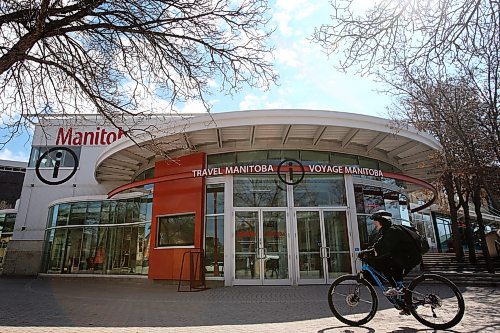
358 210 422 297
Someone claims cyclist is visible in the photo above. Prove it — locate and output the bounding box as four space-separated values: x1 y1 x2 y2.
358 210 422 297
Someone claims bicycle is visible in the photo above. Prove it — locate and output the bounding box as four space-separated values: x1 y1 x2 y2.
327 256 465 330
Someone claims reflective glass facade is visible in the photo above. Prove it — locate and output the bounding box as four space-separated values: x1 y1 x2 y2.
42 195 152 275
354 184 409 250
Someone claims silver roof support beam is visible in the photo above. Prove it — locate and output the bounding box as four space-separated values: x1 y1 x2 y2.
312 126 327 146
341 128 359 148
367 133 389 153
282 125 292 144
250 126 256 146
216 128 223 148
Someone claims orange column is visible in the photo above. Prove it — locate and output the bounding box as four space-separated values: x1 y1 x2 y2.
148 152 206 280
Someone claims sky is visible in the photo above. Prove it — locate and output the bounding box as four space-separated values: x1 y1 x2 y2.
0 0 391 163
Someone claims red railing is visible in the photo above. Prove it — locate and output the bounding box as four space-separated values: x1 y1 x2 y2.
177 248 208 292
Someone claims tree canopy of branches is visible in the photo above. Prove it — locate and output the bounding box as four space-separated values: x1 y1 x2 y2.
314 0 499 268
392 74 495 265
0 0 277 146
314 0 498 157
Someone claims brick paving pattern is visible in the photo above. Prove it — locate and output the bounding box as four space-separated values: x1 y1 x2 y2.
0 277 499 332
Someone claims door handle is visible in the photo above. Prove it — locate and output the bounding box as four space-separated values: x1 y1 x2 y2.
325 247 331 258
257 247 265 259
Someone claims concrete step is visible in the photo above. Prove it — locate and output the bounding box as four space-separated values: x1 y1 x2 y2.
405 270 500 287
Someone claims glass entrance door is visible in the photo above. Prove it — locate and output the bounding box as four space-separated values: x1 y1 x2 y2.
234 209 289 285
295 210 351 284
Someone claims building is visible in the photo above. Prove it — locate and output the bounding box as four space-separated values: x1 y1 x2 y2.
0 159 26 270
0 159 26 209
4 109 442 285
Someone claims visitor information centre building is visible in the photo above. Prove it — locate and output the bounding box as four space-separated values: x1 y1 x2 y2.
5 110 440 286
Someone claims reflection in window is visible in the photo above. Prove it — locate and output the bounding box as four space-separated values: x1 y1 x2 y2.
205 184 224 278
28 146 81 168
0 213 16 233
293 175 346 207
157 213 195 247
42 195 153 275
233 175 286 207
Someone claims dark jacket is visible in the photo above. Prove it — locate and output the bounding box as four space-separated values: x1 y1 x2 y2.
372 224 422 267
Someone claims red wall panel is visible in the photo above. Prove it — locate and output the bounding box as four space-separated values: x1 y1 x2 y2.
148 152 205 280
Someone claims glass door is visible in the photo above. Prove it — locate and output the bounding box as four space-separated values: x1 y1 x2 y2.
234 209 289 285
295 209 351 284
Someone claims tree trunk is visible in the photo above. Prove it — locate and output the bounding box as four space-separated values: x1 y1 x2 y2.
455 177 477 263
472 180 495 273
443 172 464 260
461 200 477 263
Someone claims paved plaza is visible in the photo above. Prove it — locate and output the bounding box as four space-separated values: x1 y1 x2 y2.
0 277 499 333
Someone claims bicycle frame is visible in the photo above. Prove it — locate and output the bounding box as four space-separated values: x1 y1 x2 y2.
359 261 406 308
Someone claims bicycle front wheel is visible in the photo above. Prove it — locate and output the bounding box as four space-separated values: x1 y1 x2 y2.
328 274 378 326
406 274 465 330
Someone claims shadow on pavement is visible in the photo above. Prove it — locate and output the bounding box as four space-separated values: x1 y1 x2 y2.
0 277 492 330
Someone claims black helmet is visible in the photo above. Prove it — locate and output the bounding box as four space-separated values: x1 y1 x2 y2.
371 210 392 225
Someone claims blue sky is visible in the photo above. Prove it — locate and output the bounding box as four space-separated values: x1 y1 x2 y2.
0 0 391 162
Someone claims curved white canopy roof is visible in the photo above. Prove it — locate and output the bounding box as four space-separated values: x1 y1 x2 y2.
95 109 441 183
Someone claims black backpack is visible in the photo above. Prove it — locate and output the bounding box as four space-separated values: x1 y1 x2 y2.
396 224 430 255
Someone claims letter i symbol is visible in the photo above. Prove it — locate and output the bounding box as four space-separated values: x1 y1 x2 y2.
53 151 63 178
288 161 294 182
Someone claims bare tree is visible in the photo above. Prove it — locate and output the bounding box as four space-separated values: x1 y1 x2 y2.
0 0 277 147
391 74 495 271
314 0 499 164
314 0 498 269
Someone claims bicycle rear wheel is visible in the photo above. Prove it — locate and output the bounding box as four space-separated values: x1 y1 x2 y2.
405 274 465 330
328 274 378 326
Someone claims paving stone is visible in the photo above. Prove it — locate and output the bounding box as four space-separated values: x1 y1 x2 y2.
0 277 498 332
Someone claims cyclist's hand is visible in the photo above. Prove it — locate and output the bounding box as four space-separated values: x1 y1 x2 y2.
357 249 374 259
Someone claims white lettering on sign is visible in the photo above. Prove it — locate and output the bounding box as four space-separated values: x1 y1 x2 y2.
192 165 275 177
56 127 124 146
308 165 384 177
191 164 384 178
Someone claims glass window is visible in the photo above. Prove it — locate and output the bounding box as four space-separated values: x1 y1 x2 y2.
86 202 101 225
28 146 81 168
293 175 346 207
68 202 87 225
301 151 329 164
379 161 395 172
205 184 224 277
233 175 287 207
100 201 111 224
207 152 235 168
157 213 196 247
62 228 83 273
134 167 155 181
206 184 224 215
331 153 358 166
116 202 126 224
358 157 378 169
237 151 268 164
281 150 300 160
359 186 385 214
3 213 16 233
56 203 70 226
383 189 401 220
205 216 224 277
45 228 67 273
46 207 57 229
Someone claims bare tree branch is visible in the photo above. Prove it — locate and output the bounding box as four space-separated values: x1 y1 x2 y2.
0 0 277 150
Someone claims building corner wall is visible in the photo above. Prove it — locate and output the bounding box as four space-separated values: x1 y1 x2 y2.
2 240 44 276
